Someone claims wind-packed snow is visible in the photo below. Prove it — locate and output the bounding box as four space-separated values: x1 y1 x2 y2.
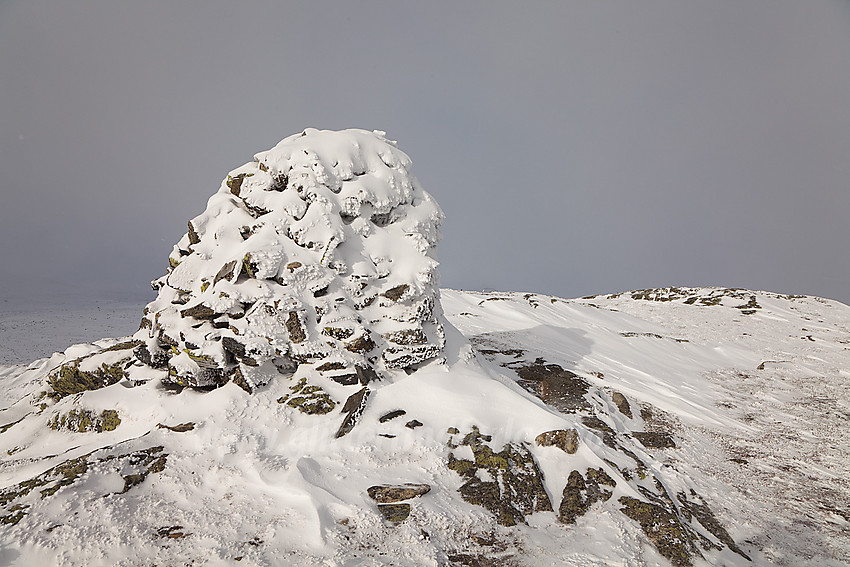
1 287 848 566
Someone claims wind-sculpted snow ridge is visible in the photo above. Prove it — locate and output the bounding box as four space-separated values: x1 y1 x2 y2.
136 128 445 391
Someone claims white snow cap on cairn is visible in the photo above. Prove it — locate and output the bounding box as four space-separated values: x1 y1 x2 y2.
135 128 446 390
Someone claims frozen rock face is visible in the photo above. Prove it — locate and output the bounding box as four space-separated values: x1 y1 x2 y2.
134 128 445 390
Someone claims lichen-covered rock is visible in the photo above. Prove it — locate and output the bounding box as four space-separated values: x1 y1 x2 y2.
48 359 128 399
535 429 579 454
367 483 431 503
558 468 616 524
447 426 552 526
619 496 698 567
277 378 336 415
378 503 411 523
131 129 445 391
47 409 121 433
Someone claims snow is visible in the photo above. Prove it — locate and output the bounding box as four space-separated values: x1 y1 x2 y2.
0 287 847 566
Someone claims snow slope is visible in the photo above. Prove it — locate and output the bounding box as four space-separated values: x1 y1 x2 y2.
0 286 847 566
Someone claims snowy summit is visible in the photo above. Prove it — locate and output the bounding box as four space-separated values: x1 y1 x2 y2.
0 130 848 567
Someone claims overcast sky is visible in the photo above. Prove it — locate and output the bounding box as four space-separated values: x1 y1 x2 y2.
1 0 849 314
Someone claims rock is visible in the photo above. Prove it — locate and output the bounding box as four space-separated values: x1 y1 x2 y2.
619 497 697 567
157 422 195 433
612 392 633 418
559 468 616 524
633 431 676 448
48 360 128 399
379 410 406 423
47 409 121 433
382 284 409 302
367 484 431 503
405 419 423 429
535 429 579 454
179 304 217 319
515 362 591 413
448 426 552 526
378 503 410 523
335 387 369 438
277 378 336 415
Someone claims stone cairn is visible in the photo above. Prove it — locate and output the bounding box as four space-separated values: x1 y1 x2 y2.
133 128 446 392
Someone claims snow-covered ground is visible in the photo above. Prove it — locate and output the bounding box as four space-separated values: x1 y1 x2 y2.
0 287 847 566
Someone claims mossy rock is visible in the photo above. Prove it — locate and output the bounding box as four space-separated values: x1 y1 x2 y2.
277 378 336 415
619 496 697 567
48 360 128 399
558 468 616 524
449 426 552 526
47 409 121 433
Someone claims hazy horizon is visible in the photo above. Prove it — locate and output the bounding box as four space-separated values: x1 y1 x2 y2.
2 1 848 312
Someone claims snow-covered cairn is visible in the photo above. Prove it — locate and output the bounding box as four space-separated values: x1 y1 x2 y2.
135 129 445 390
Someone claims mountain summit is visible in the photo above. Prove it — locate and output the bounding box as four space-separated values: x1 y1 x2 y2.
0 132 848 566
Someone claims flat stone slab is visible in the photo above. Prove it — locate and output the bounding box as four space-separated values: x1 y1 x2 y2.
367 483 431 503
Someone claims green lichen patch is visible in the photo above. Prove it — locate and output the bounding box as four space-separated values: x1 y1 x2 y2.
619 496 699 567
48 360 129 399
120 446 167 493
0 445 168 528
46 408 121 433
277 378 336 415
0 503 29 525
448 426 552 526
558 468 616 524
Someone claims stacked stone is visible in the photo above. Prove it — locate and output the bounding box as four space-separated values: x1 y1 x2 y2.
133 129 445 391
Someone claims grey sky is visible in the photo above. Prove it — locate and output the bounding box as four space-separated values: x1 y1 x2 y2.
1 0 848 313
